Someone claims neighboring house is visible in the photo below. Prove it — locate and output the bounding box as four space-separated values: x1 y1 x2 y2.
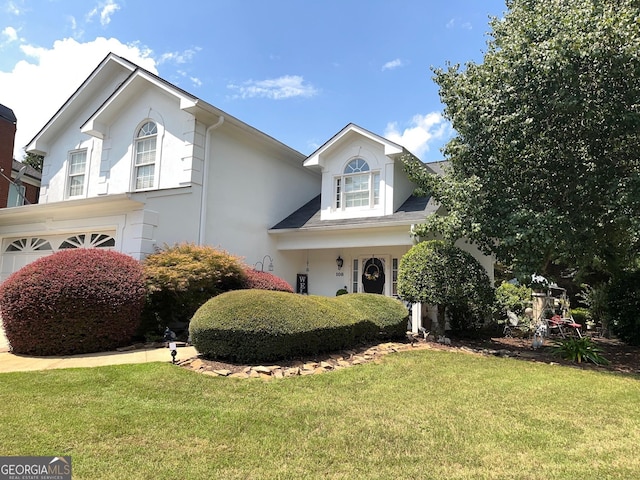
0 53 493 333
0 104 41 208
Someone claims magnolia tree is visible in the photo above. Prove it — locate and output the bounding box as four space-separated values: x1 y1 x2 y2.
397 240 494 336
404 0 640 282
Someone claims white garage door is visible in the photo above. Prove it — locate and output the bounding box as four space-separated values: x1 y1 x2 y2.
1 232 116 281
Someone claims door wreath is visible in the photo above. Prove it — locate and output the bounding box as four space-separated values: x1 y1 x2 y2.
364 263 380 281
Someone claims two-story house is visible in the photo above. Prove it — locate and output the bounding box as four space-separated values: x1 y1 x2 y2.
0 53 493 334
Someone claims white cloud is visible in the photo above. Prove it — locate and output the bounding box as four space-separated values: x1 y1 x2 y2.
158 47 201 65
87 0 121 27
99 0 120 25
0 37 157 160
5 1 23 15
384 112 452 158
67 16 84 40
175 68 203 88
228 75 318 100
382 58 404 71
446 18 472 30
2 26 18 43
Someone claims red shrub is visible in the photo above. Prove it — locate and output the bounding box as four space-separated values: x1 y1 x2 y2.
243 269 294 292
0 249 146 356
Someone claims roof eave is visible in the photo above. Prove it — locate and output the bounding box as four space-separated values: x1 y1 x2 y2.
26 53 137 154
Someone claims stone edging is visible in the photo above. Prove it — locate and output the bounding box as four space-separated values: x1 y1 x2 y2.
175 341 519 380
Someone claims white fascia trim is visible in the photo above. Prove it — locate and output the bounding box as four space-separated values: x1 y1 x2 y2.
303 124 404 168
268 220 416 234
27 53 136 154
0 194 145 224
81 70 199 137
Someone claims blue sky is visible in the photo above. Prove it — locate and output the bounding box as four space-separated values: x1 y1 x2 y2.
0 0 507 162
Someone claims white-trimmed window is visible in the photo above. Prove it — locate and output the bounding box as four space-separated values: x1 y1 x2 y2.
335 158 380 209
67 150 87 197
134 121 157 190
7 184 25 207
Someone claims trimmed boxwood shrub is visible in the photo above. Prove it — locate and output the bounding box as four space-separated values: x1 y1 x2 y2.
141 243 247 334
190 290 408 363
242 269 293 292
335 293 408 340
0 249 146 356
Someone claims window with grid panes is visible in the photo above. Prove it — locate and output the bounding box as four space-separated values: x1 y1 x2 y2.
67 150 87 197
134 121 157 190
335 158 380 209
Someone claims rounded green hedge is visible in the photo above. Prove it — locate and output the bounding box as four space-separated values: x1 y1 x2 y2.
334 293 408 339
190 290 408 363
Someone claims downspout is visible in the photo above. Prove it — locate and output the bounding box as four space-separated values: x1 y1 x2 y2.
198 115 225 245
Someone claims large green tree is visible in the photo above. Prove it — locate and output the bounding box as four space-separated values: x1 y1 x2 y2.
405 0 640 281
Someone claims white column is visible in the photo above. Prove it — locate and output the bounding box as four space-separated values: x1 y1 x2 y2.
411 303 422 333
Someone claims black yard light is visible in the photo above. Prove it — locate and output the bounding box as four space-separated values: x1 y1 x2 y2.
164 327 177 364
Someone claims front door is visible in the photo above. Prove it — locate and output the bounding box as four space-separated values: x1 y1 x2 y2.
360 256 387 294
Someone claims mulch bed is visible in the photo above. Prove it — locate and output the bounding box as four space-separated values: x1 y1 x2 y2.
177 334 640 378
456 335 640 375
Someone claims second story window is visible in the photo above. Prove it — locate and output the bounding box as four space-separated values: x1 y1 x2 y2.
7 184 25 207
67 149 87 197
134 121 157 190
335 158 380 209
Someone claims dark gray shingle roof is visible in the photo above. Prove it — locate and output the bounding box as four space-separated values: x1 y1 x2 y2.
270 193 439 231
0 104 17 124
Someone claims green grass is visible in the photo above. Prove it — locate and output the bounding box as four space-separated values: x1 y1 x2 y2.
1 349 639 479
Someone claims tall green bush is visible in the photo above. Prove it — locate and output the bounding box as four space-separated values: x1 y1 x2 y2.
397 240 494 335
0 249 146 355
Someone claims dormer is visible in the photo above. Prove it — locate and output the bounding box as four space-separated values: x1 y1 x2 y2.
304 124 417 221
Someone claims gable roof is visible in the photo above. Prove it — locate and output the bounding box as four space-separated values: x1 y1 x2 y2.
80 60 220 138
304 123 411 169
26 53 305 160
26 53 138 155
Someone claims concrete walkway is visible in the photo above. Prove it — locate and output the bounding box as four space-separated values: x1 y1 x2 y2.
0 345 199 373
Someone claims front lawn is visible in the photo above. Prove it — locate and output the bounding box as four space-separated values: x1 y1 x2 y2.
1 349 639 479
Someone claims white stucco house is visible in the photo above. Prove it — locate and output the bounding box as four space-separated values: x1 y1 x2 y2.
0 53 493 333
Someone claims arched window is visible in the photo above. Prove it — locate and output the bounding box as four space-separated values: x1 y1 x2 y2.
134 121 157 190
335 158 380 209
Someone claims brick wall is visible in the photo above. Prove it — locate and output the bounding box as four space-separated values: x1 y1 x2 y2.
0 106 17 208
